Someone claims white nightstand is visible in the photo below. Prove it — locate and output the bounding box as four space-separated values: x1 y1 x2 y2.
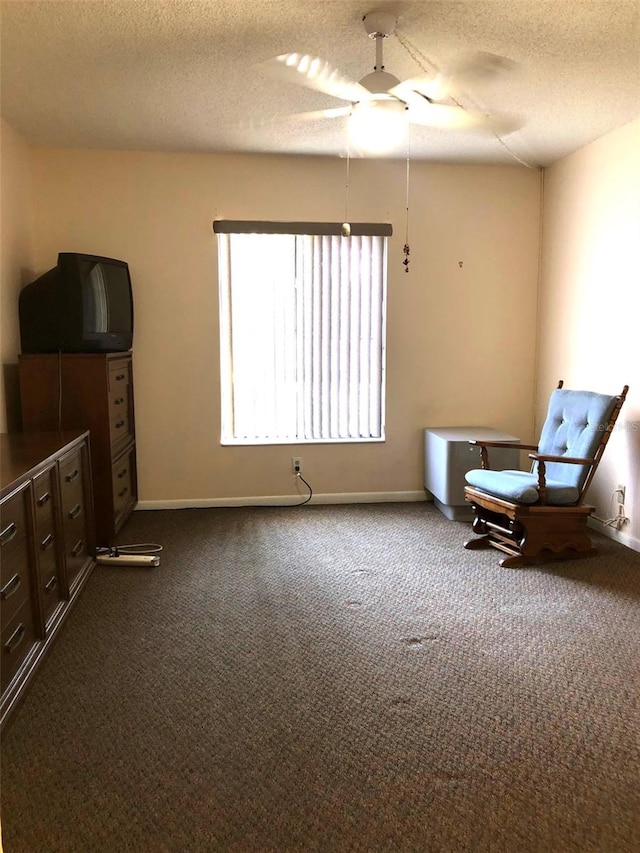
424 427 521 520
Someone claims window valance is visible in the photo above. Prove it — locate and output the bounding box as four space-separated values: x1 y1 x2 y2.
213 220 393 237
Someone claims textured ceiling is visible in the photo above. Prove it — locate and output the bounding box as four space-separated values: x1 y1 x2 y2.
1 0 639 166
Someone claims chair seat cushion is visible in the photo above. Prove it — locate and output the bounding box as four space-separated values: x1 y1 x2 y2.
465 469 580 505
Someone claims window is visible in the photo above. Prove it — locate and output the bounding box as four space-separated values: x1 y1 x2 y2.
215 221 391 445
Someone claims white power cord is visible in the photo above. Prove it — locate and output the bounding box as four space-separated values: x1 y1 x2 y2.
593 488 629 530
111 542 163 556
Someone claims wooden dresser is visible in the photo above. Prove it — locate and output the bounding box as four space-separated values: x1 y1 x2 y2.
1 430 95 729
18 352 137 546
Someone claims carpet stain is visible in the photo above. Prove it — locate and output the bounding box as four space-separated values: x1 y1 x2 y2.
402 635 438 647
389 696 415 708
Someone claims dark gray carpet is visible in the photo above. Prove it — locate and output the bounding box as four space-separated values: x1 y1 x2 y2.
2 503 639 852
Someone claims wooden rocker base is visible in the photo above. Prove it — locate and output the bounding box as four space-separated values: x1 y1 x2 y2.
464 486 598 568
464 534 597 568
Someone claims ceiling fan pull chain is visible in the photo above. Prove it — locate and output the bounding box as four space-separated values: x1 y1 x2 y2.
395 30 440 76
342 135 351 237
404 130 411 274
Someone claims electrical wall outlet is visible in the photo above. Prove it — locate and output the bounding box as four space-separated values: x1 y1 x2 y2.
292 457 302 475
617 484 626 505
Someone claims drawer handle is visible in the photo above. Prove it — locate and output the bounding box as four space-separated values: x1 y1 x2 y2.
1 522 18 546
117 467 128 479
5 624 26 654
114 396 125 406
68 504 82 520
37 492 51 507
114 420 125 429
114 373 126 381
45 576 58 593
71 539 84 557
65 469 79 483
118 486 128 499
40 533 54 551
1 573 21 600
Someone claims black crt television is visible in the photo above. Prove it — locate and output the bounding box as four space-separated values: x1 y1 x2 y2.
19 253 134 353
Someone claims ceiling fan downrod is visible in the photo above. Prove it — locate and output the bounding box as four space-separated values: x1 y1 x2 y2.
362 10 397 71
359 12 401 95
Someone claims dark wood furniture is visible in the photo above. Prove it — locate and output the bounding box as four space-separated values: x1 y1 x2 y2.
464 382 628 567
18 352 137 546
1 430 95 729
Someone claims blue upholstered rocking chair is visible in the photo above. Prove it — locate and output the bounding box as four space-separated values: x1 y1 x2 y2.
464 381 628 567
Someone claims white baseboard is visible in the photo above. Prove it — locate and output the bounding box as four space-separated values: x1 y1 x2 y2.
135 495 639 553
136 490 428 511
588 517 640 553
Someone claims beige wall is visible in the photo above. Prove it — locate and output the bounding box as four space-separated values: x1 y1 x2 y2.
2 117 638 544
25 148 540 504
0 118 35 432
538 118 640 550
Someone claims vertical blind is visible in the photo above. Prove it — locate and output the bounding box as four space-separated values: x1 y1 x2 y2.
215 222 390 444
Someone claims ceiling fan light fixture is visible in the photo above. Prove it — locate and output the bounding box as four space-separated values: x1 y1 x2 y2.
349 98 408 153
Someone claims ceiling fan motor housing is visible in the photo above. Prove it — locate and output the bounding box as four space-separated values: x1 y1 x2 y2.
362 11 397 38
359 69 401 95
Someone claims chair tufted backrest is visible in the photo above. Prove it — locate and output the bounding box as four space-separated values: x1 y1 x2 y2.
536 388 618 490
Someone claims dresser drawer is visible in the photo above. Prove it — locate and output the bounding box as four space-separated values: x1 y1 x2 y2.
59 450 85 508
33 465 60 572
32 465 57 537
1 542 34 627
108 359 131 393
35 525 58 577
108 360 133 451
1 483 33 629
112 446 136 523
59 447 91 590
0 482 30 559
1 599 39 692
31 464 66 621
108 397 133 451
40 566 64 628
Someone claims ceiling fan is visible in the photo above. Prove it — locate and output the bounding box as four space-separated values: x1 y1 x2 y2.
263 11 519 154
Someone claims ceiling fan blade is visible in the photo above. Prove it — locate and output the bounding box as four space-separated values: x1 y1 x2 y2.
407 101 521 135
389 75 449 102
399 52 516 102
286 106 352 122
448 51 517 86
261 53 371 102
230 106 351 136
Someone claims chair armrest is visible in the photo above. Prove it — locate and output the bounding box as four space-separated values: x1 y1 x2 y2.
469 439 535 471
528 452 596 465
470 440 538 450
528 453 596 505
